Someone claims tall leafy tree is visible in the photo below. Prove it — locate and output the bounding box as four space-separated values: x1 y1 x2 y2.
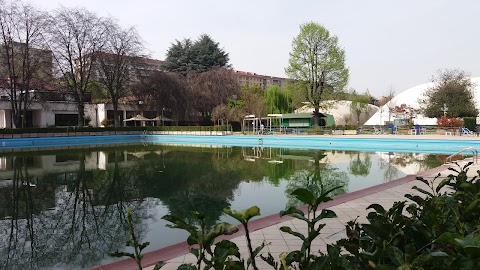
163 34 229 75
284 79 307 111
419 69 478 118
0 0 49 128
286 22 349 126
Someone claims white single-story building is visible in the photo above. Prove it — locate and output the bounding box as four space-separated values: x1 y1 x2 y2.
0 89 160 128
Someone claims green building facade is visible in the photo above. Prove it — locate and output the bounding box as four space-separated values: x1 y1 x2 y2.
280 113 335 128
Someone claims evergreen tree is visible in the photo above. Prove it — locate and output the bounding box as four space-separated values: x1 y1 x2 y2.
163 34 229 75
190 34 230 73
162 39 194 75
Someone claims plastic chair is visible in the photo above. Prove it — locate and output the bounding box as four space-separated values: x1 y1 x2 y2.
462 127 473 136
392 126 398 134
373 127 383 135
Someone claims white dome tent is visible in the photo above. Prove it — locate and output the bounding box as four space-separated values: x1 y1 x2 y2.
295 100 378 126
365 77 480 126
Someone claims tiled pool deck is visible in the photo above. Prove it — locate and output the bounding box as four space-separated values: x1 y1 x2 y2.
92 135 480 270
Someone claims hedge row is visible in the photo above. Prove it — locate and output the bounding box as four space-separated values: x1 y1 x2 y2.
0 125 231 134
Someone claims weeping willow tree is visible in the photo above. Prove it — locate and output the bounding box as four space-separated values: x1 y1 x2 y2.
264 85 292 114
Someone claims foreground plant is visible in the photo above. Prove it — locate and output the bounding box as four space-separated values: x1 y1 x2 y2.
162 211 242 269
262 183 347 270
224 206 267 270
338 162 480 269
110 208 165 270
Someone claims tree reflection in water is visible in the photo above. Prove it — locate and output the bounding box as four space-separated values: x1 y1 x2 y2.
378 152 400 182
348 152 372 177
0 145 444 270
0 151 154 270
285 150 348 209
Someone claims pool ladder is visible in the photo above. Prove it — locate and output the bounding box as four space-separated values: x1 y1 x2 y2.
445 147 478 164
257 131 264 144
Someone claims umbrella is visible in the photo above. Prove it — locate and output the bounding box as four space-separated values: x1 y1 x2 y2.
151 116 174 121
123 114 152 127
123 114 152 121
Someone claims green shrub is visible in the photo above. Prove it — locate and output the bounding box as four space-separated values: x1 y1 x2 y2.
0 125 232 134
463 117 476 131
338 162 480 269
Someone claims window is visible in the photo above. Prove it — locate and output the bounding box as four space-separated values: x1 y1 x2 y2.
64 93 74 101
55 114 77 126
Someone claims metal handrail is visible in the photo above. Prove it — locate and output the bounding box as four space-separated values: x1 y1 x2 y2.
445 147 478 164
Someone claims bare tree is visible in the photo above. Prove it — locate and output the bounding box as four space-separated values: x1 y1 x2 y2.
133 71 188 122
212 104 230 125
95 20 144 126
341 112 352 126
48 7 106 126
384 86 397 122
187 68 240 122
0 1 50 128
349 90 371 126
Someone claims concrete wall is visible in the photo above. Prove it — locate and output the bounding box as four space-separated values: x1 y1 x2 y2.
0 101 154 128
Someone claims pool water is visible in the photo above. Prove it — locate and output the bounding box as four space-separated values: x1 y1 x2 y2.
0 143 447 270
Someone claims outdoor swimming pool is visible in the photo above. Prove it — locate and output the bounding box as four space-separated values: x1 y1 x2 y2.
1 134 479 153
0 135 476 269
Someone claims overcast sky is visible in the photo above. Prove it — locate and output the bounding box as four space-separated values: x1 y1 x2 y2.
25 0 480 97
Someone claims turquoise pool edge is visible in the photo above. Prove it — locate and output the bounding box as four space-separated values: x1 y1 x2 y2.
1 134 479 154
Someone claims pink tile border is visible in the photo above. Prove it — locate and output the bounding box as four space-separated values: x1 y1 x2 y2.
94 163 450 270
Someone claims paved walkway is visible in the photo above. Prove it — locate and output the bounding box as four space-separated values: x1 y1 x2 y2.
133 158 479 270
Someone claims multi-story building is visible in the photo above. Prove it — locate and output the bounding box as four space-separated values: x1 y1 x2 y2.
87 52 163 84
1 46 291 129
0 42 53 84
231 70 286 89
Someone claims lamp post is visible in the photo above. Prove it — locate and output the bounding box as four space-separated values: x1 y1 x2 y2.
441 103 448 117
161 107 165 127
379 107 383 126
137 100 144 127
